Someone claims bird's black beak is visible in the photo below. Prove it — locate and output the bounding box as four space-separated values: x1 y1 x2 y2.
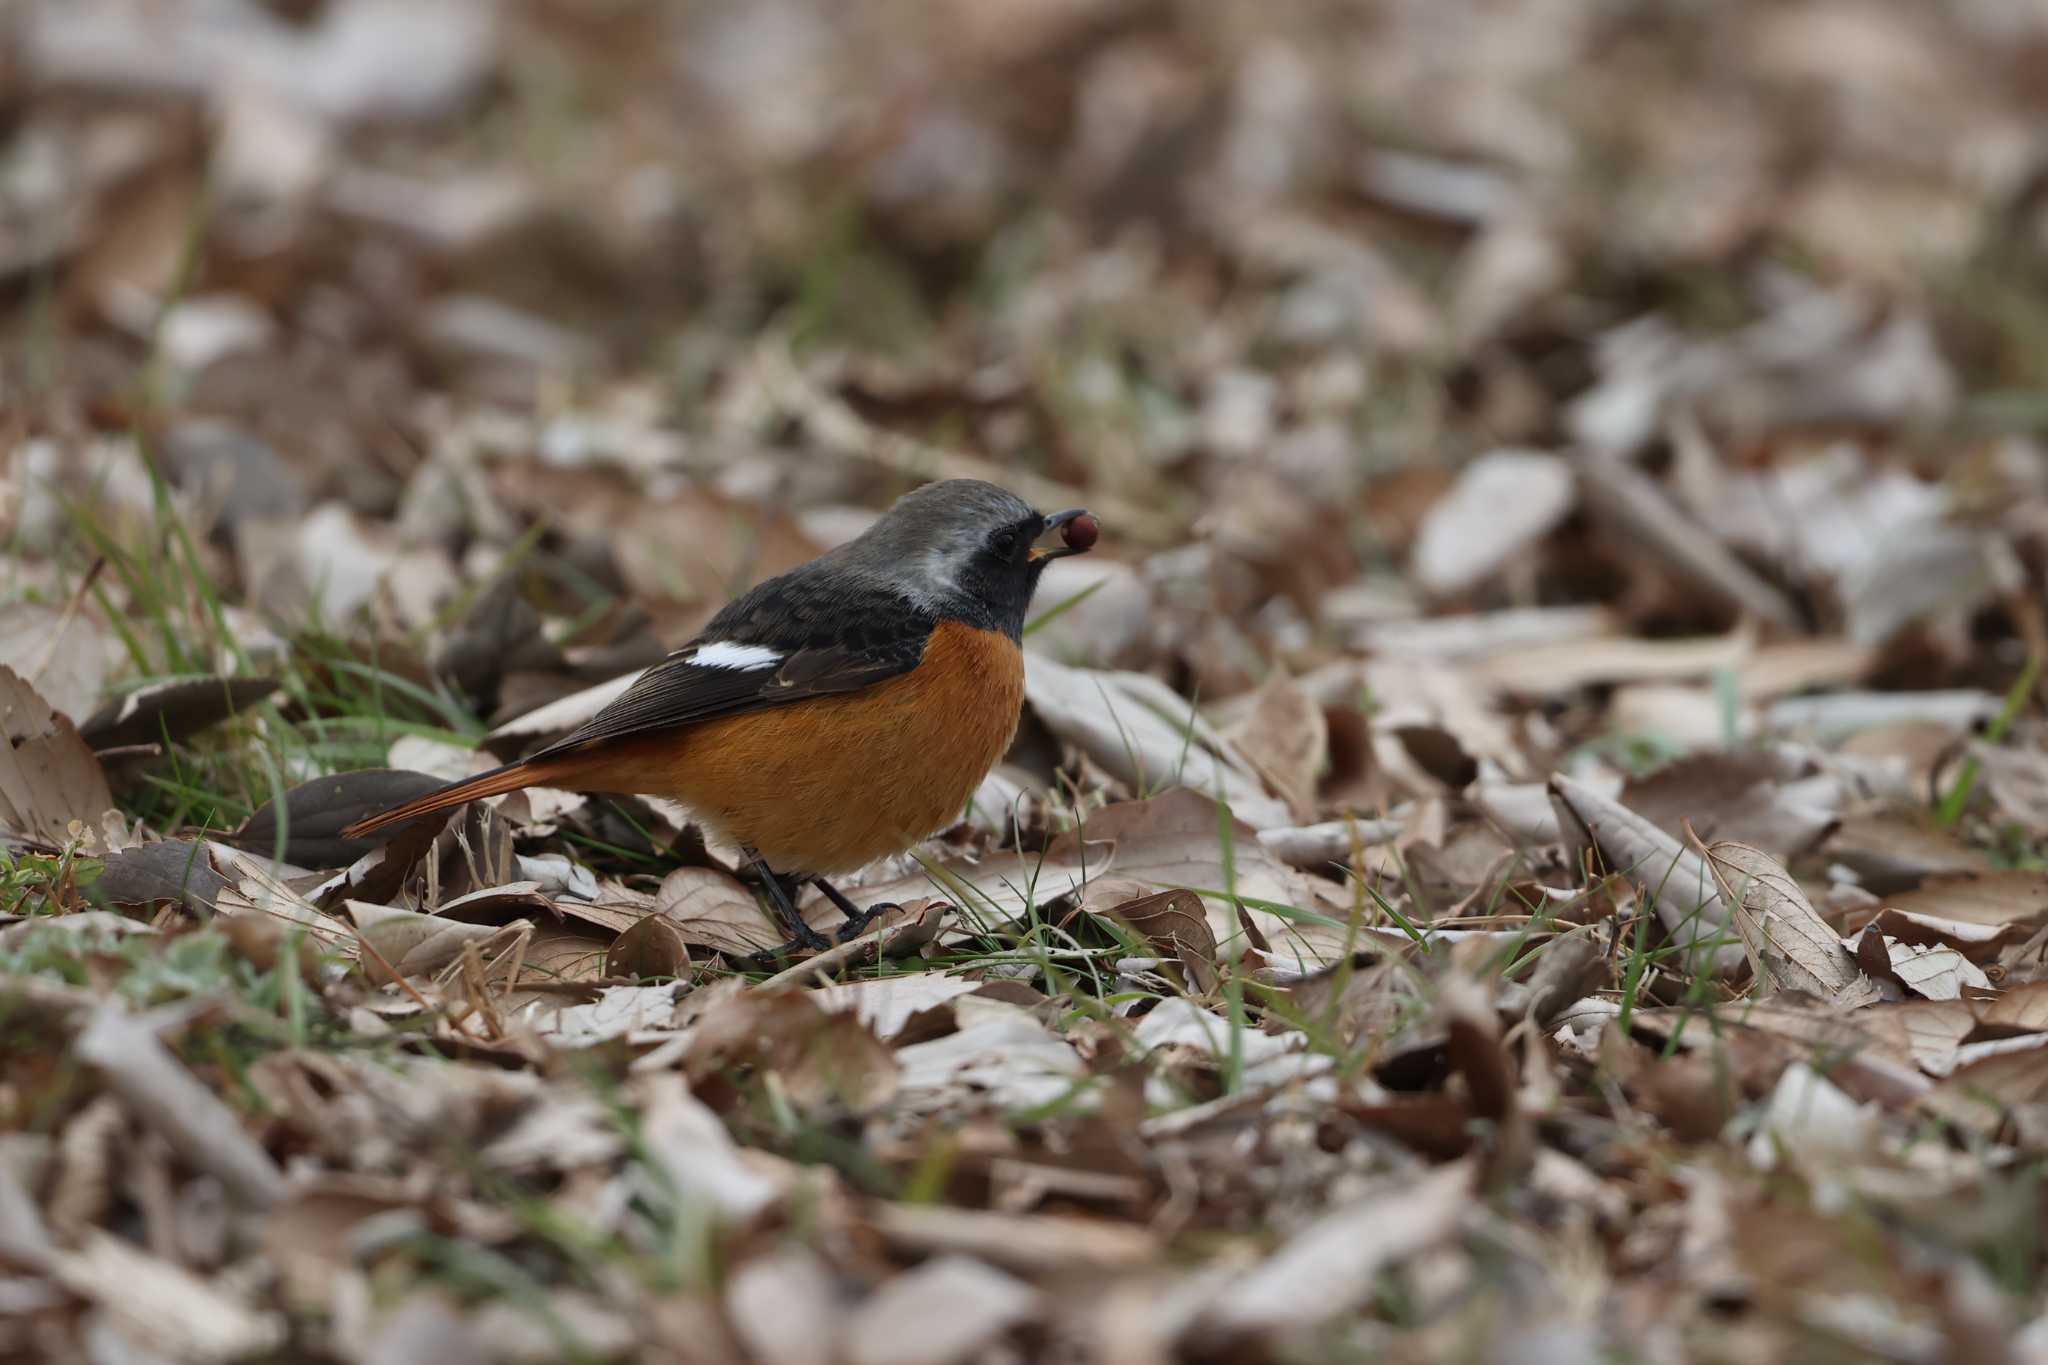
1030 508 1097 563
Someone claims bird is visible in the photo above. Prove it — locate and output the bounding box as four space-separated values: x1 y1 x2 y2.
341 478 1099 958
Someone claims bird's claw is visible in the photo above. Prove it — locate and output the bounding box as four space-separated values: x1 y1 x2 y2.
835 902 900 942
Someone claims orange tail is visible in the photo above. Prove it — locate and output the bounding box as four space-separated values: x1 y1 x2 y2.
340 757 575 839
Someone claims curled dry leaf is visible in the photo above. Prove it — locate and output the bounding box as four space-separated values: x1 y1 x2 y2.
655 866 783 957
315 804 452 911
1134 998 1305 1073
1439 974 1529 1187
608 912 691 980
1704 841 1862 1001
893 1000 1087 1113
1082 879 1221 996
1625 753 1840 862
0 665 114 845
1747 1062 1874 1165
684 987 899 1113
1549 773 1732 960
1868 907 2021 963
1969 740 2048 835
1982 982 2048 1033
1880 872 2048 931
1918 1035 2048 1137
534 982 683 1048
1858 1000 1977 1076
1479 624 1754 697
1856 933 1991 1002
1256 816 1402 872
347 900 519 984
725 1249 842 1365
51 1229 286 1361
631 1072 782 1222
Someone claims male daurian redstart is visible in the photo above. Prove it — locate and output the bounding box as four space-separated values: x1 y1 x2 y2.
341 479 1099 956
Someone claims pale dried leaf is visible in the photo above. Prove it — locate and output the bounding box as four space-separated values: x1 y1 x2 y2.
0 601 107 724
810 975 979 1041
632 1073 782 1222
1410 449 1575 595
1221 671 1326 819
894 1003 1087 1113
1705 841 1861 1000
1882 938 1990 1002
347 901 515 983
533 983 683 1049
725 1249 842 1365
0 665 114 845
52 1229 286 1360
1024 656 1292 830
655 867 782 956
840 1255 1037 1365
75 1003 283 1209
1550 774 1731 957
1196 1158 1473 1336
871 1202 1159 1276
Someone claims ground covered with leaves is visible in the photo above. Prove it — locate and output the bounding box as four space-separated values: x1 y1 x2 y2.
7 1 2048 1361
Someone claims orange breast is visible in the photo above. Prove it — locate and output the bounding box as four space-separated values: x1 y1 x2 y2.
587 621 1025 875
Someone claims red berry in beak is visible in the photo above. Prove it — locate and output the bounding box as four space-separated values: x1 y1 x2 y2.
1061 512 1099 553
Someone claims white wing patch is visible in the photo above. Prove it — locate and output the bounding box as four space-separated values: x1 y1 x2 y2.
691 641 783 670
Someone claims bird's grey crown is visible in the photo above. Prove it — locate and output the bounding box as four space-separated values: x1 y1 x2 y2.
835 478 1038 616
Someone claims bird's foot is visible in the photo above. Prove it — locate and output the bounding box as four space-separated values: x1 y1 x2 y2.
834 902 900 942
748 922 833 967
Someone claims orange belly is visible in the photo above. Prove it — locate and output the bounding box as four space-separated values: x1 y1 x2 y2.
587 621 1025 874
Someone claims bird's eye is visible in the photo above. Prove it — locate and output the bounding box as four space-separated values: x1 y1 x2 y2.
991 528 1019 557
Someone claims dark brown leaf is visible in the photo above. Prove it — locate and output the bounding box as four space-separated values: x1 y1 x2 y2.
82 676 280 751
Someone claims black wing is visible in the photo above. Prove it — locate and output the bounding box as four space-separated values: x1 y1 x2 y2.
528 570 935 760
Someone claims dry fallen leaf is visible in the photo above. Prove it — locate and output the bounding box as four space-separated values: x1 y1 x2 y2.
1704 840 1863 1001
655 866 784 957
1221 671 1327 820
1858 934 1991 1002
1024 656 1293 830
684 986 899 1112
9 8 2048 1360
631 1072 784 1222
1410 448 1576 596
608 911 692 981
1081 880 1222 996
0 600 108 725
1550 774 1732 961
74 1003 283 1209
347 900 522 984
1194 1157 1474 1337
810 974 980 1041
840 1255 1038 1365
0 665 114 846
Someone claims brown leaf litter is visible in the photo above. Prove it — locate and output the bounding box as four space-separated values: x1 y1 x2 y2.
9 1 2048 1359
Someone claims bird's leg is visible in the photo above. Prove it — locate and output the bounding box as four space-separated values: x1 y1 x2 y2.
813 878 901 943
744 853 831 961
